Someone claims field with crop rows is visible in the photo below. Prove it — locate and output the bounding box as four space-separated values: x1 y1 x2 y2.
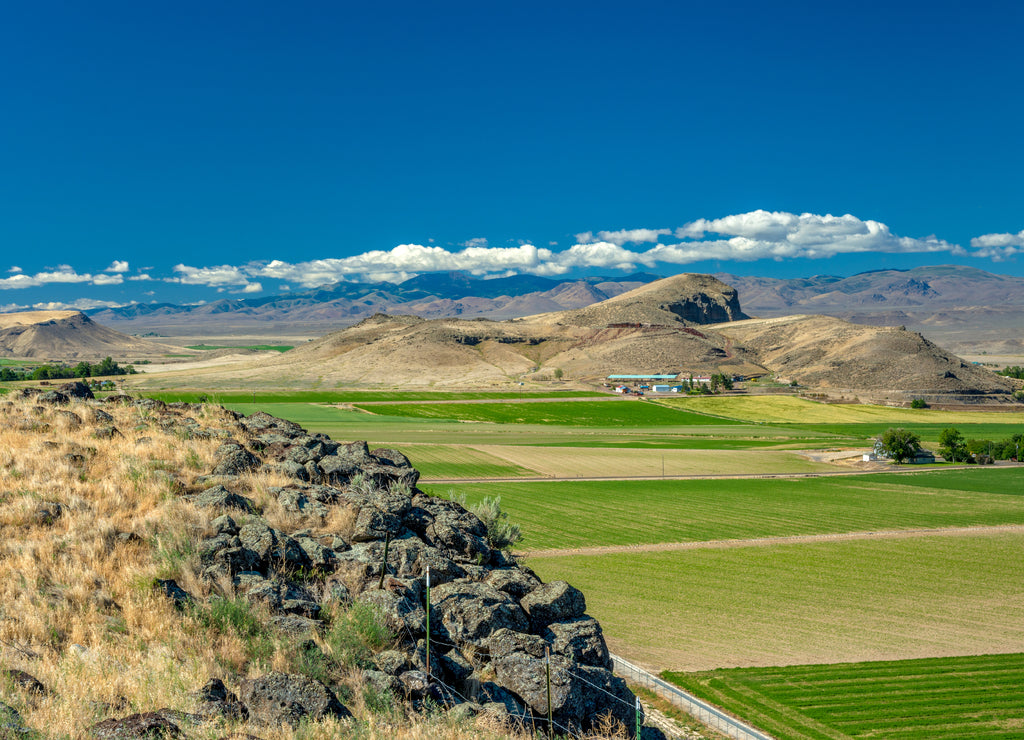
351 399 740 426
397 444 538 480
429 468 1024 549
528 532 1024 671
664 653 1024 739
662 395 1024 426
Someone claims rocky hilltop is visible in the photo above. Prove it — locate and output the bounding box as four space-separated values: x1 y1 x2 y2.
0 388 645 739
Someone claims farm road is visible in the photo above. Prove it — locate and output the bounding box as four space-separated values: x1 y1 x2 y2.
522 523 1024 558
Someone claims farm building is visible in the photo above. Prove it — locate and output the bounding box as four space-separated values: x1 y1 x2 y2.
652 384 672 393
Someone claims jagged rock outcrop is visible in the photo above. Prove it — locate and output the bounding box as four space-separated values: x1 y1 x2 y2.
7 392 639 736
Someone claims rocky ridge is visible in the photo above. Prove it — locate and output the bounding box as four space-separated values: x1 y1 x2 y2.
1 388 645 738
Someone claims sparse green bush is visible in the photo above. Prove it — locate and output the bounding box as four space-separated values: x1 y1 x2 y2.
323 600 395 669
910 398 928 409
192 596 275 665
470 496 522 552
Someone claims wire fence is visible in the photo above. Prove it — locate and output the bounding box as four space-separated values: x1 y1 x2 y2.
610 654 774 740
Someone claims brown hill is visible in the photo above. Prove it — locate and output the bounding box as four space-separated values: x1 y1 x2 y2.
140 273 1015 400
0 311 185 360
718 315 1015 399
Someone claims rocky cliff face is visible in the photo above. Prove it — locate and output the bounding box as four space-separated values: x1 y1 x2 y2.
195 409 641 735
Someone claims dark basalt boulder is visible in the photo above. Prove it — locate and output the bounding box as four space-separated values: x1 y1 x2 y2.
237 672 352 727
88 712 181 739
211 443 260 477
520 580 586 632
1 669 46 695
430 581 530 648
193 484 256 513
58 381 94 399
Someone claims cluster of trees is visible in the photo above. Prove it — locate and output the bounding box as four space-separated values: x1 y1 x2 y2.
0 357 136 382
938 427 1023 464
876 428 923 464
679 373 734 395
997 366 1024 379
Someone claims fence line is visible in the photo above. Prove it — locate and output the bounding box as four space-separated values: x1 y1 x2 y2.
611 654 774 740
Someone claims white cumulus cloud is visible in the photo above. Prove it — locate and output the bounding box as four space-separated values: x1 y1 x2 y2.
105 260 129 273
168 264 252 287
969 230 1024 260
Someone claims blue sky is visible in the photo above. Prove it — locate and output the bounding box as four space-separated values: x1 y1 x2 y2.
2 1 1023 311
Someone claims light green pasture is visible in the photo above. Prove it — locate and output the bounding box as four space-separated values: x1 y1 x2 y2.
528 533 1024 672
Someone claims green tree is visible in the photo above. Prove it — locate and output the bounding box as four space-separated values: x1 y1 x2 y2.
938 427 967 463
73 361 92 378
879 427 922 464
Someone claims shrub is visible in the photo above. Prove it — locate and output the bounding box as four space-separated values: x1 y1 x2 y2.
910 398 929 409
471 496 522 552
323 601 395 669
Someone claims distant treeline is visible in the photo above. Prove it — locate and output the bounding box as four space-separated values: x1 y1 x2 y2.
998 366 1024 380
0 356 137 381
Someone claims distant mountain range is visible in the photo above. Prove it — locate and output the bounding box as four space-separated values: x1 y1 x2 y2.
87 265 1024 354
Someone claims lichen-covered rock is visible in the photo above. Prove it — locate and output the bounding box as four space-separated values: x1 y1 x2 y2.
488 628 638 735
546 617 611 669
88 712 181 739
430 581 529 648
193 484 256 513
237 672 352 727
211 443 260 476
38 390 70 405
520 580 586 632
1 669 46 695
407 494 492 564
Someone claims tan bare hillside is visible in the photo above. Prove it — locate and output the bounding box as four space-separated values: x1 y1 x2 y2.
135 273 1016 399
718 315 1016 399
0 310 186 360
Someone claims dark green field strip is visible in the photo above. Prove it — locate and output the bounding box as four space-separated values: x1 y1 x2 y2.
666 654 1024 740
858 467 1024 495
784 422 1024 445
144 390 604 404
184 344 293 352
351 399 742 426
435 469 1024 549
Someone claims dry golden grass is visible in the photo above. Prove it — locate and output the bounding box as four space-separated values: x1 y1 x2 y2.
0 394 630 740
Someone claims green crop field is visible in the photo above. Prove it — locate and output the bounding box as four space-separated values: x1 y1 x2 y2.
791 422 1024 447
353 399 741 426
395 445 538 479
145 390 603 404
184 344 294 352
664 653 1024 739
427 468 1024 549
527 533 1024 671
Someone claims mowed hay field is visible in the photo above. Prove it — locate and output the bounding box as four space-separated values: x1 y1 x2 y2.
421 445 836 480
527 532 1024 672
664 653 1024 740
430 469 1024 550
